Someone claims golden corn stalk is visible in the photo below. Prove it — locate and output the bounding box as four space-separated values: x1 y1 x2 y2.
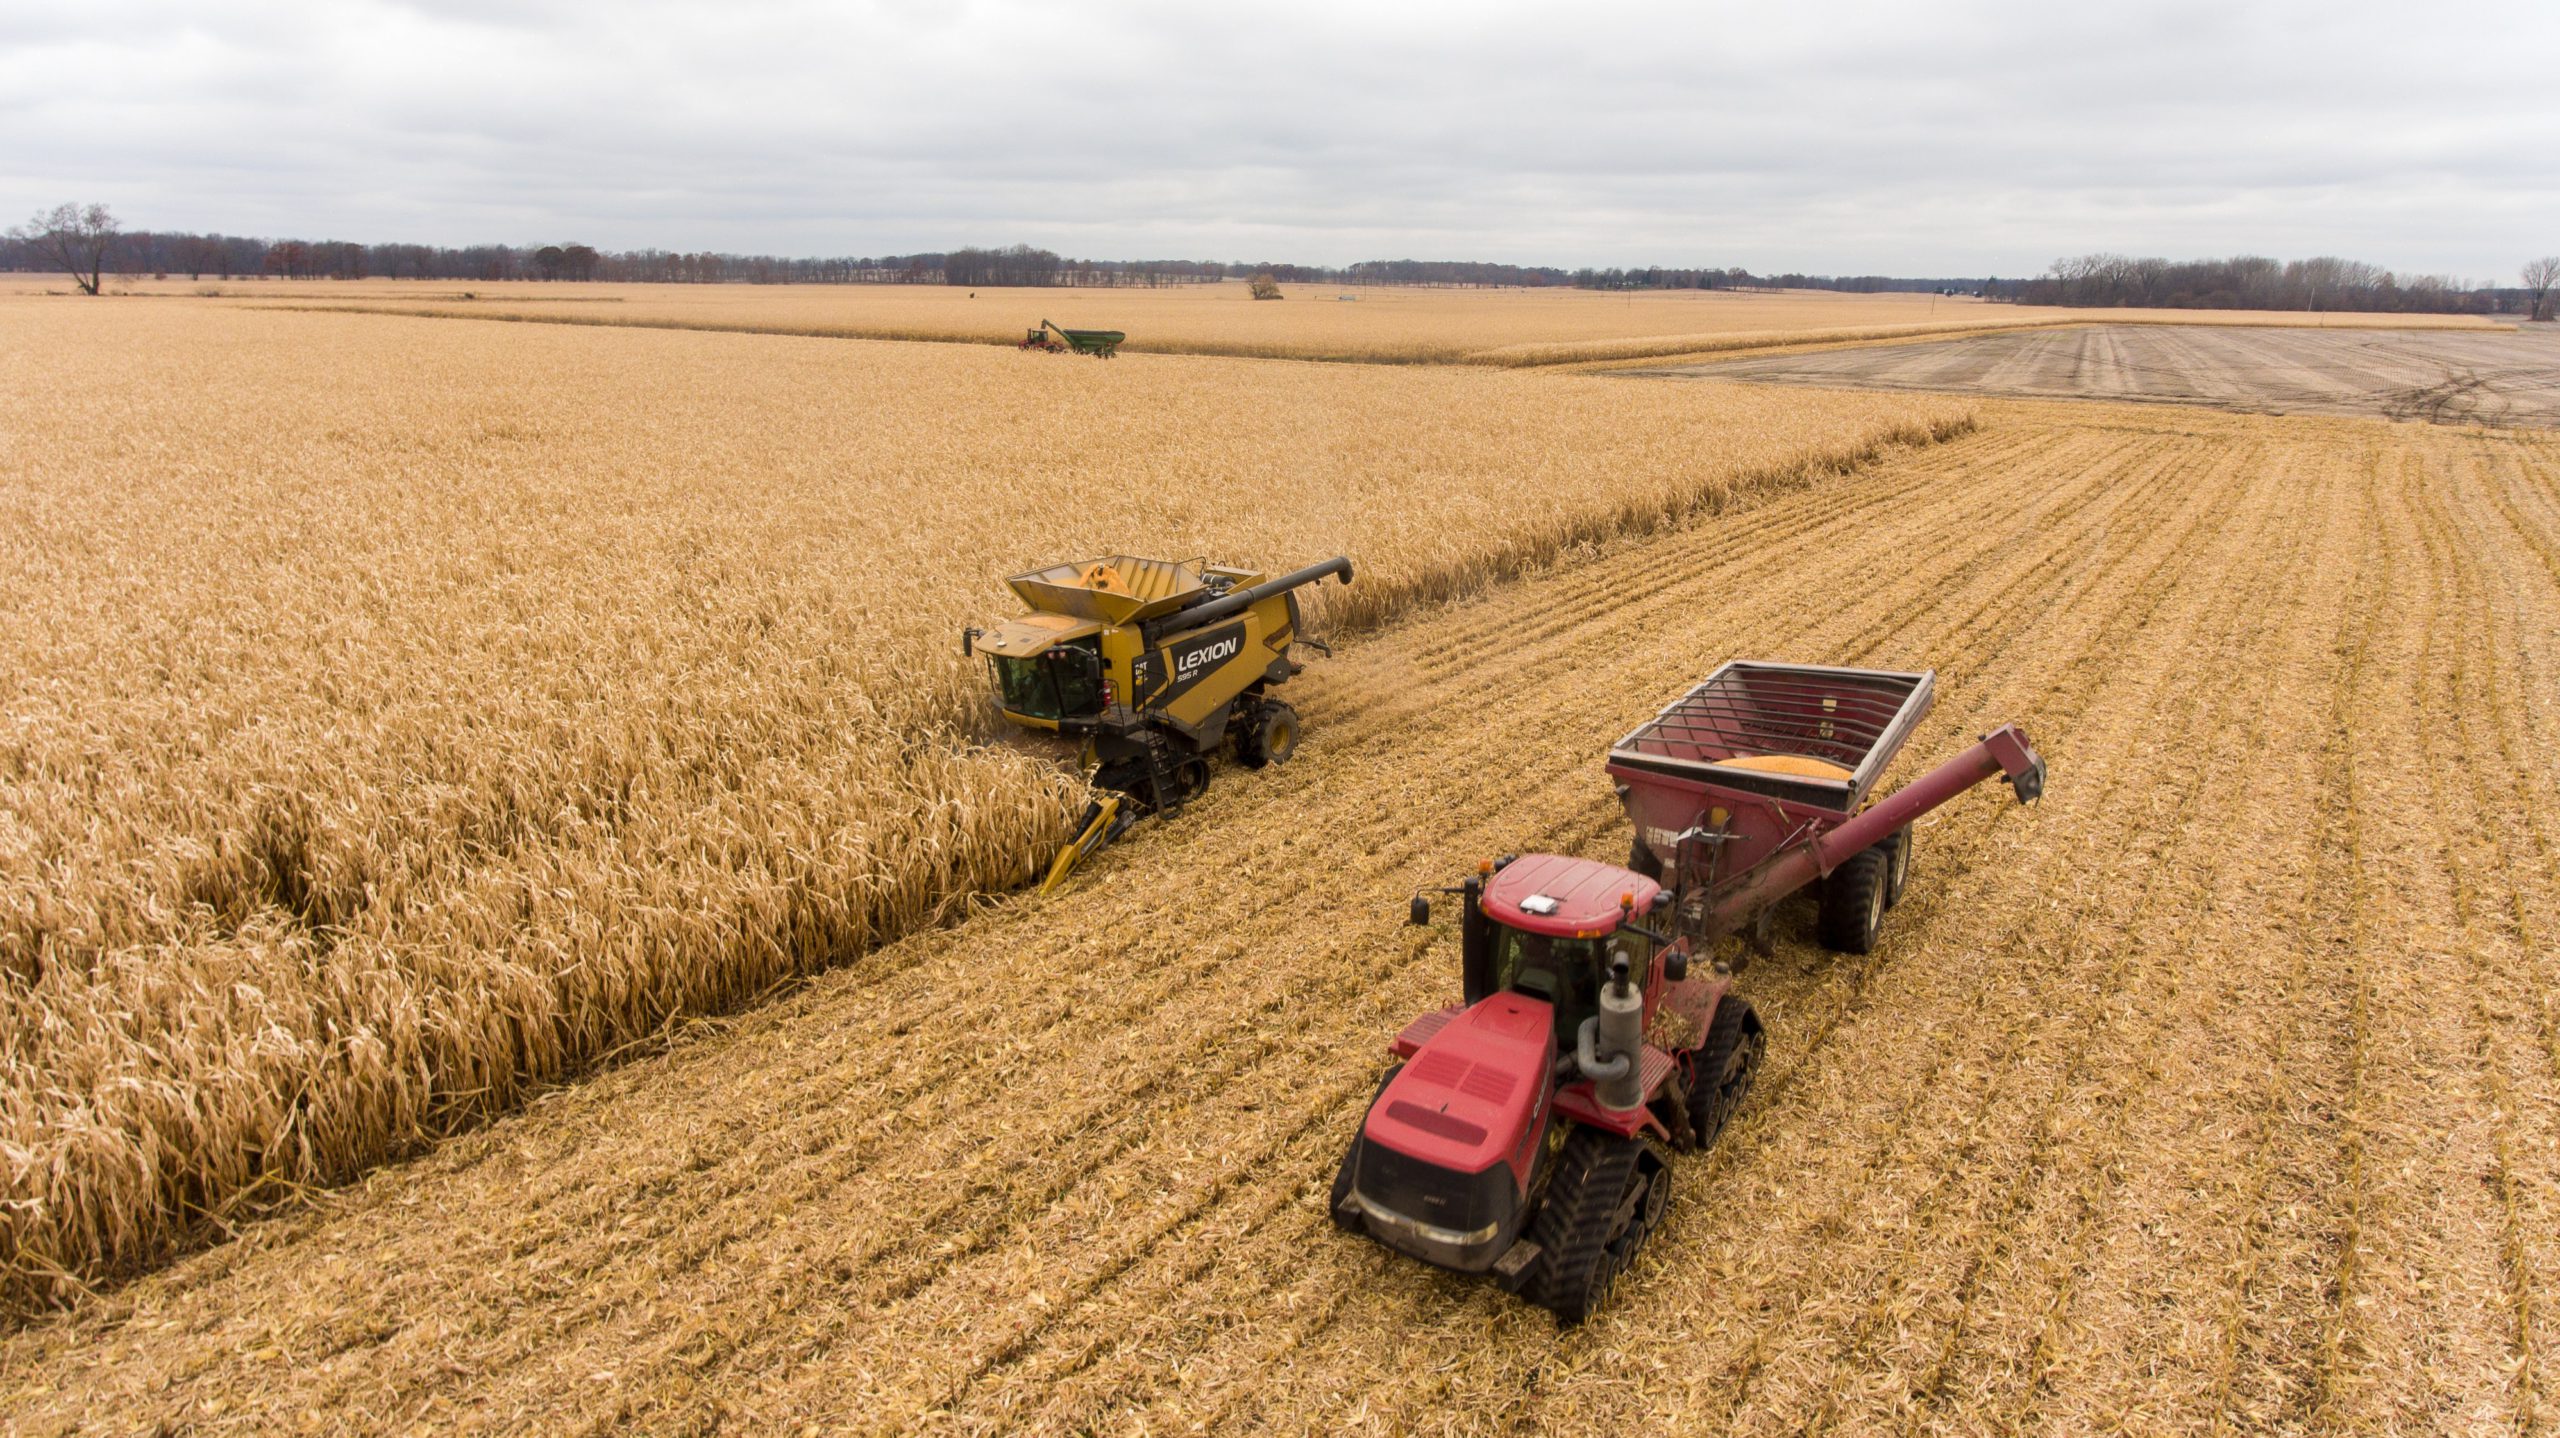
0 298 1971 1316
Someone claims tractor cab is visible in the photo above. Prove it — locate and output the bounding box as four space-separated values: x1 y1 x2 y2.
1468 853 1671 1043
1339 852 1698 1288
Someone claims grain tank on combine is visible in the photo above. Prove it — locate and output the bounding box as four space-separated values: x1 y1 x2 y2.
966 554 1353 892
1333 661 2045 1321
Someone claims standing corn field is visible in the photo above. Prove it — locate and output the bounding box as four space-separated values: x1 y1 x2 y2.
0 300 1970 1316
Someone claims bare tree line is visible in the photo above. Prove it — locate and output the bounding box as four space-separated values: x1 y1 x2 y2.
2014 252 2542 316
0 213 1235 289
9 203 2555 313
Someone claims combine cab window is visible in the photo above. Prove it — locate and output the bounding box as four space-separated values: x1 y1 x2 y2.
990 641 1103 720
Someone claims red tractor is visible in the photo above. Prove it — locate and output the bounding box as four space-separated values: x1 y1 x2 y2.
1332 662 2046 1321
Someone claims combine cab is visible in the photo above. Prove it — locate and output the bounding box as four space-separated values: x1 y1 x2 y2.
967 555 1352 891
1334 660 2046 1321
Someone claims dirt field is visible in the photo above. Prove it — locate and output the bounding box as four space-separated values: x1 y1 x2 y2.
7 400 2554 1435
1642 323 2560 426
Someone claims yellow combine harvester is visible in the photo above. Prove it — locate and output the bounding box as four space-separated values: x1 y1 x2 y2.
966 554 1353 892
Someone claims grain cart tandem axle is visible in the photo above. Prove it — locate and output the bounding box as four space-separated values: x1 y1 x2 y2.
966 555 1353 893
1333 662 2045 1322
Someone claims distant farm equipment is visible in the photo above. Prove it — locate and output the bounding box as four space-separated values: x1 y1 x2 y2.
1020 319 1125 357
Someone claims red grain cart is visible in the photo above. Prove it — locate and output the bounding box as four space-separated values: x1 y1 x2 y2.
1332 661 2045 1321
1610 660 2044 954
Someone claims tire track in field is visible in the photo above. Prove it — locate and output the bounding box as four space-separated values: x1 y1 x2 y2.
2300 454 2389 1432
2399 446 2537 1429
1086 420 2262 1433
1757 428 2334 1434
2071 445 2364 1432
1882 437 2370 1435
2403 444 2559 1432
1899 436 2373 1433
2306 440 2540 1433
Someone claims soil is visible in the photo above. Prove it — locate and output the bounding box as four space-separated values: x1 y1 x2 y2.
1632 322 2560 427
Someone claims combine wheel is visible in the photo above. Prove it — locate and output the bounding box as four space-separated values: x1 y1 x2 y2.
1688 997 1762 1149
1238 701 1299 769
1817 845 1888 954
1170 757 1211 806
1883 826 1913 909
1526 1129 1665 1325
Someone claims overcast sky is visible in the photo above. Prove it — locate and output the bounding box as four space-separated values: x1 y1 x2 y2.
4 0 2555 278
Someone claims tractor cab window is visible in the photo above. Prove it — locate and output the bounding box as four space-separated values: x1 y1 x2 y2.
1491 930 1601 1039
1604 933 1653 979
990 640 1102 720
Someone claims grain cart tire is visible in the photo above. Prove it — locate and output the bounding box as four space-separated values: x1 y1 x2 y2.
1527 1129 1660 1325
1883 826 1913 909
1817 846 1888 954
1689 997 1763 1149
1627 835 1663 882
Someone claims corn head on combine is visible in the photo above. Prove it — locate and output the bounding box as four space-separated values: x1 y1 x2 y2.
967 555 1353 891
1334 661 2045 1322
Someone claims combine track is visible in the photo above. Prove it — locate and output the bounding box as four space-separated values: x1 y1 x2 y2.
5 401 2556 1436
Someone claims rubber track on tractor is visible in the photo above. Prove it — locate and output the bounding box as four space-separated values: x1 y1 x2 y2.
1689 997 1762 1149
1526 1128 1649 1323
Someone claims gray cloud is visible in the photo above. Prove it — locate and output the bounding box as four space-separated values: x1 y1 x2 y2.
3 0 2553 276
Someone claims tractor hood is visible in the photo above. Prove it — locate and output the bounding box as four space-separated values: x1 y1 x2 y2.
975 613 1102 659
1364 992 1554 1181
1349 992 1557 1271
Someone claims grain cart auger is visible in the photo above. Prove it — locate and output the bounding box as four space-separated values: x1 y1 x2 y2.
1333 661 2045 1323
964 555 1354 894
